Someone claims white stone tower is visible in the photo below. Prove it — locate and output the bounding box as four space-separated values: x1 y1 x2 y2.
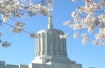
29 16 82 68
32 16 70 64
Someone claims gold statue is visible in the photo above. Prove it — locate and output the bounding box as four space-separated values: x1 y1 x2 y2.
48 16 52 24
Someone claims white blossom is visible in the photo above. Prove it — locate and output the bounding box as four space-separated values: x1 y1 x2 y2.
74 18 79 23
92 40 99 45
73 23 82 30
59 34 69 39
82 37 88 45
81 33 87 38
88 25 95 33
92 3 100 10
71 11 78 18
78 6 85 13
63 21 72 26
15 22 26 27
98 14 105 19
87 12 94 17
11 27 24 33
99 28 105 33
59 34 64 39
72 0 77 3
74 32 78 39
63 34 69 38
1 14 10 23
69 24 74 28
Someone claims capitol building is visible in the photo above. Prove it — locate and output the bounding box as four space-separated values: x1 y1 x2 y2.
0 17 82 68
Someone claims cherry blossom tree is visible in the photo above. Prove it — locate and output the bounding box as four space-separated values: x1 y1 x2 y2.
0 0 54 47
63 0 105 45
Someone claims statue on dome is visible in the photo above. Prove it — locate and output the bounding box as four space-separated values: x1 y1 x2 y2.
48 16 52 24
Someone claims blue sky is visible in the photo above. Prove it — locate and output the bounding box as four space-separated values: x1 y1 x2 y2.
0 0 105 68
